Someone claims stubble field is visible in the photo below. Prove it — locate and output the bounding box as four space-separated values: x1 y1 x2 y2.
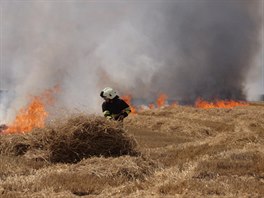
0 103 264 197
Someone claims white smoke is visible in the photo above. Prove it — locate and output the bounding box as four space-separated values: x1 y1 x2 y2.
1 1 161 123
0 0 263 124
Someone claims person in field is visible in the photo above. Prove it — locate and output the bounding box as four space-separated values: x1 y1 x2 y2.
100 87 131 121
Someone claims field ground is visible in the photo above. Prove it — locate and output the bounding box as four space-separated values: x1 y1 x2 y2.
0 103 264 197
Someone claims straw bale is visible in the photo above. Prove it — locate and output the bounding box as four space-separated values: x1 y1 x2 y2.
0 115 139 163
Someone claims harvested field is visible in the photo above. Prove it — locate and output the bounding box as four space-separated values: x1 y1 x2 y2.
0 103 264 197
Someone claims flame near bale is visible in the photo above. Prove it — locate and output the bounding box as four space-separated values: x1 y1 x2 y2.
121 95 137 114
5 86 59 133
0 115 139 163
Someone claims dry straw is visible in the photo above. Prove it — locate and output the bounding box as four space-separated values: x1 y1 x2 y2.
0 115 139 163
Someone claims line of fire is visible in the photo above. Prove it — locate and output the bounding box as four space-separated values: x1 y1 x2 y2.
1 87 263 134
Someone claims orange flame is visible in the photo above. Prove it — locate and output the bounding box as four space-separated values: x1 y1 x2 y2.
5 86 59 133
170 102 178 107
121 95 137 114
149 103 155 109
5 97 48 133
122 93 176 112
195 98 248 109
156 93 168 108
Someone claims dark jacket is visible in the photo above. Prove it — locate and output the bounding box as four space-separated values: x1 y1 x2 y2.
102 96 131 120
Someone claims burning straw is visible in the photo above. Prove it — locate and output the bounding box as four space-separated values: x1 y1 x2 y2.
0 115 139 163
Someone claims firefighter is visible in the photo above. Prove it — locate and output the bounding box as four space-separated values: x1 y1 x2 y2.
100 87 131 121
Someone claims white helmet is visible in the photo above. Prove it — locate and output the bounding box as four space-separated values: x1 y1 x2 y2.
100 87 117 99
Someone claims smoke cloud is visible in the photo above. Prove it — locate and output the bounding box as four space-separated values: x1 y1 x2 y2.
0 0 262 123
148 0 262 103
